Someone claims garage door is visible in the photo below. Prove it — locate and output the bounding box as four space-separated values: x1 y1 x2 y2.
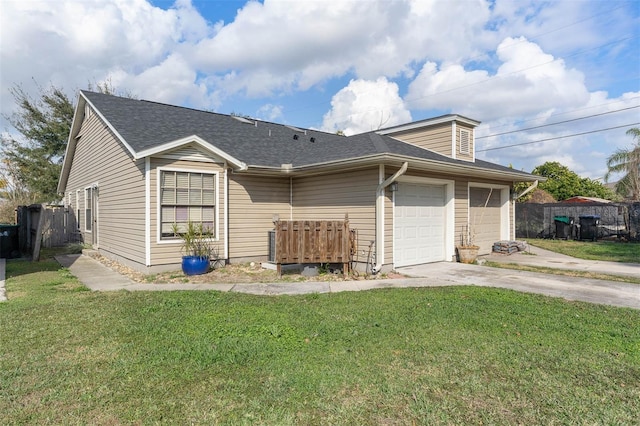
394 183 446 267
469 187 502 254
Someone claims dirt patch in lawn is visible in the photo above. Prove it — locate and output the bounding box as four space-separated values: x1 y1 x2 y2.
88 253 398 284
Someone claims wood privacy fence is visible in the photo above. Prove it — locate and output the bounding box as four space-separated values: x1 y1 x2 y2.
274 217 352 275
15 204 81 260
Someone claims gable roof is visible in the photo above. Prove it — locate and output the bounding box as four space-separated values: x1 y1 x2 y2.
58 91 539 192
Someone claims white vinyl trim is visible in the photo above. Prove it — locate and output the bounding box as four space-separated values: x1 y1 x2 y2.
145 158 151 266
156 167 220 245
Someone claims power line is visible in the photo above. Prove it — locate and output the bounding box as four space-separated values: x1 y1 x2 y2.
476 95 640 133
476 105 640 139
477 123 640 152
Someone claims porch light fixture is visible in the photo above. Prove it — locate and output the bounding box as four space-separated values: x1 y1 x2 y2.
389 182 398 192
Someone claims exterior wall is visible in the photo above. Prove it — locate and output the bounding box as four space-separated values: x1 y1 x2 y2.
387 123 452 156
64 108 146 266
292 167 379 267
228 173 291 260
454 179 470 253
384 120 475 162
149 157 226 268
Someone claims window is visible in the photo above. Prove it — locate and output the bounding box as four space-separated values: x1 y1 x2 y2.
160 170 215 239
76 190 81 230
460 129 471 155
85 187 93 232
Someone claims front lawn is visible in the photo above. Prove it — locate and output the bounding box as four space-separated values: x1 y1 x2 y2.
529 238 640 263
1 259 639 424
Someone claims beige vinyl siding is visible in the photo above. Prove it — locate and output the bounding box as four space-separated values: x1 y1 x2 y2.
456 123 475 162
65 110 146 265
455 180 470 247
149 158 226 266
293 168 378 263
228 174 290 259
386 123 452 156
384 174 394 265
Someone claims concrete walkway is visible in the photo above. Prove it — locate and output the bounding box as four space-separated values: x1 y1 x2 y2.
53 252 640 309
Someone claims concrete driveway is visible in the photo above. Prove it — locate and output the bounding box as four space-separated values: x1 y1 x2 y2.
397 247 640 309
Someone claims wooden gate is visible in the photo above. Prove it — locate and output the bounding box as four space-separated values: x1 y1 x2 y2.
274 217 352 275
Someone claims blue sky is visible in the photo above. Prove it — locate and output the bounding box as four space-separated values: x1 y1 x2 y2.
1 0 639 180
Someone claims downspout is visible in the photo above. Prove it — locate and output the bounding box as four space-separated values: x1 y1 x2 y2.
372 162 409 274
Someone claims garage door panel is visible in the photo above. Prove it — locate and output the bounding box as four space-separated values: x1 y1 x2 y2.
469 187 502 254
395 183 446 267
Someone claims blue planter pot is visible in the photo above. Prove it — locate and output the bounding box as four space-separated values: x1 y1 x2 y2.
182 256 210 275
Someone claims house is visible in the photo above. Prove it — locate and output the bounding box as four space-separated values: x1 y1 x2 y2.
57 91 539 273
561 196 612 204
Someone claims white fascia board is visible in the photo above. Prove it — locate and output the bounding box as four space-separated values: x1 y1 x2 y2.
57 95 85 193
377 114 481 135
135 135 247 171
243 154 540 182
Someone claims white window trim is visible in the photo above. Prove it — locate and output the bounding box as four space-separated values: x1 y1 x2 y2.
75 189 81 230
156 166 220 245
84 185 93 233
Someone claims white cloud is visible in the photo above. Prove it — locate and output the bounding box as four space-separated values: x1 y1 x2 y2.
257 104 284 121
184 0 496 98
0 0 210 115
1 0 637 182
406 37 590 121
321 77 411 135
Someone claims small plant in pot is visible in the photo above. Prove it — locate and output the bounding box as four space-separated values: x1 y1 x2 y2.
456 225 479 264
171 222 214 275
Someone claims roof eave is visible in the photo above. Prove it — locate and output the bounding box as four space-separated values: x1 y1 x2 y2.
377 114 481 135
241 154 541 181
135 136 247 170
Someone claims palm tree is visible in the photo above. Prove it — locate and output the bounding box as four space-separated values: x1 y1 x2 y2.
605 128 640 201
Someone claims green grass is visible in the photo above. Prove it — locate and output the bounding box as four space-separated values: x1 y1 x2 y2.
1 259 639 424
528 238 640 263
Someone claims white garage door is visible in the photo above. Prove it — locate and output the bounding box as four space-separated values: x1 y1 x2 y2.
469 187 502 254
394 183 446 267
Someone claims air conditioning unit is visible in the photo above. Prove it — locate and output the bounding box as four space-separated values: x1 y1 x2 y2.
268 230 276 263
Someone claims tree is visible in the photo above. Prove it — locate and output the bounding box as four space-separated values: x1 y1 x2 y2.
532 161 616 201
533 162 583 201
1 84 74 203
605 128 640 201
1 81 134 205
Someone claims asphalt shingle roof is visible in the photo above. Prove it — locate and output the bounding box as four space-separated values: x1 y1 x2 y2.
81 90 535 178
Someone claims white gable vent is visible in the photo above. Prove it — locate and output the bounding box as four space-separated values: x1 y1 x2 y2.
460 129 471 155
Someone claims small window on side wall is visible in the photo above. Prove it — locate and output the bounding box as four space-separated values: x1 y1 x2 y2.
460 129 471 155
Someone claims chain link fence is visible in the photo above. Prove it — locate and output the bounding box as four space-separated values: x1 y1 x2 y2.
516 202 640 241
